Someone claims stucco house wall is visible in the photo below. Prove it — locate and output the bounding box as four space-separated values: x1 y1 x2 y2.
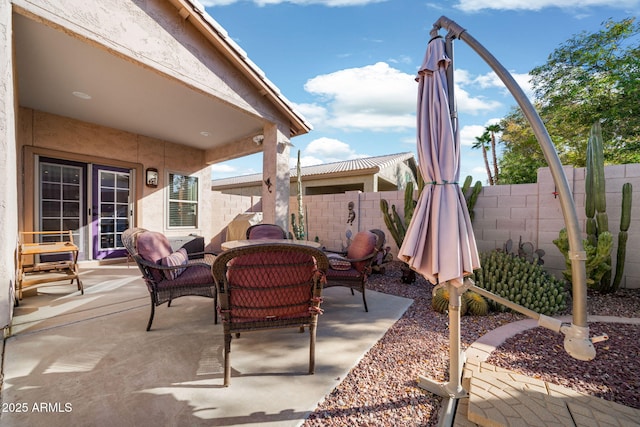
0 0 19 330
17 109 217 241
2 0 309 331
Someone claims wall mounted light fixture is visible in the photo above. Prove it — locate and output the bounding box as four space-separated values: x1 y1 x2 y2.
146 168 159 187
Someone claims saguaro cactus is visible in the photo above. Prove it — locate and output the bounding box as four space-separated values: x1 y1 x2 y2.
380 182 416 249
554 121 632 293
461 175 483 222
291 150 305 240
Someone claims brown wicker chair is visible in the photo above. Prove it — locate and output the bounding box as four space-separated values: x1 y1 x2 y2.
324 229 385 312
122 228 217 331
245 223 288 240
211 243 328 386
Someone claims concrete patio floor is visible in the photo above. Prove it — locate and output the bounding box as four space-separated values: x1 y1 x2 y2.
1 262 413 427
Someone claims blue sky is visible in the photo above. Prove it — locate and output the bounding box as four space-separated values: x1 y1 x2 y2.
203 0 640 183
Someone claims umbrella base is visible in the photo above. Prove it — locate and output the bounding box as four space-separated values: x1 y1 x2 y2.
418 282 468 399
417 376 467 398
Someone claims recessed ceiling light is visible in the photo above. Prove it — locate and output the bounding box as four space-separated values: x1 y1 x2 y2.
72 91 92 100
200 131 211 137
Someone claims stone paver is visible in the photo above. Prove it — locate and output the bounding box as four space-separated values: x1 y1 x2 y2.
452 317 640 427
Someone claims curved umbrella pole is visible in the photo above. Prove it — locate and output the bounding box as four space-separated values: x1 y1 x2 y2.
431 15 607 362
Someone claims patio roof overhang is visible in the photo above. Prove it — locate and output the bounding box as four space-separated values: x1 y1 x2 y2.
12 0 311 163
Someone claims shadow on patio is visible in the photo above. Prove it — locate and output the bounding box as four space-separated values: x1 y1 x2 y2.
1 263 412 427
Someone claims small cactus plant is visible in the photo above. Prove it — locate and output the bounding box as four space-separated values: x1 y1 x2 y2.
503 237 545 265
473 250 567 316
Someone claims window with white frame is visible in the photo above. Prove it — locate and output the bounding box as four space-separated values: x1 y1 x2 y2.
168 173 198 228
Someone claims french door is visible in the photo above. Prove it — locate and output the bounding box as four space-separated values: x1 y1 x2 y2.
37 158 133 260
92 166 131 259
39 159 86 260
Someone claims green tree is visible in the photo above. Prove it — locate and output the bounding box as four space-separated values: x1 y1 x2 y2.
486 124 502 184
472 131 494 185
498 107 548 184
531 17 640 150
498 18 640 183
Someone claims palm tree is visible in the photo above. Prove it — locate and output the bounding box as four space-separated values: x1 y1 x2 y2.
486 124 502 185
472 131 494 185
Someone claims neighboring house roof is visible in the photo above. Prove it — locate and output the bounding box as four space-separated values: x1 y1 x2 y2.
211 152 416 188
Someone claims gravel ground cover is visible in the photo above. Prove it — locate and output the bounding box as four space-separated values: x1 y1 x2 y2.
302 261 640 426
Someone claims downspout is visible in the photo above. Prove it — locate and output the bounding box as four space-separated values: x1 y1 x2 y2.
432 16 601 361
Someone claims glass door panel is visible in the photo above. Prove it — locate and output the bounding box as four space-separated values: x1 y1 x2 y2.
92 166 130 259
38 161 85 260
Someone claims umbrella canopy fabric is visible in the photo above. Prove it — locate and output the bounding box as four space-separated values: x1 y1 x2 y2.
398 37 480 287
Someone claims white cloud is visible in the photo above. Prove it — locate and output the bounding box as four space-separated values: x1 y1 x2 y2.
210 164 236 173
388 55 413 65
291 102 328 129
471 165 490 180
306 137 356 158
303 62 416 131
510 73 536 100
454 0 639 12
300 62 508 132
453 69 474 86
452 69 537 113
459 118 502 147
473 72 503 90
300 137 371 163
459 124 487 147
289 154 325 169
455 85 503 115
472 71 535 100
201 0 388 6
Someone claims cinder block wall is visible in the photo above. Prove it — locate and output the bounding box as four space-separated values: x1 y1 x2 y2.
213 164 640 289
462 164 640 288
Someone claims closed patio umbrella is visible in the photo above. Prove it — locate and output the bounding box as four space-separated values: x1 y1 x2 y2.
399 36 479 287
398 35 480 398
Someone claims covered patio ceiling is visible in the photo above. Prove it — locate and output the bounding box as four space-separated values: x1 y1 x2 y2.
12 9 305 155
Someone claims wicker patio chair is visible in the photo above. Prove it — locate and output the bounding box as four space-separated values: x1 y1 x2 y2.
122 228 217 331
245 223 288 240
211 243 329 386
323 229 384 312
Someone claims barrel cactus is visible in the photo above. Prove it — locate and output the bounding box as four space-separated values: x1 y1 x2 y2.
432 286 468 315
553 121 632 293
431 287 488 316
473 250 567 316
464 290 490 316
